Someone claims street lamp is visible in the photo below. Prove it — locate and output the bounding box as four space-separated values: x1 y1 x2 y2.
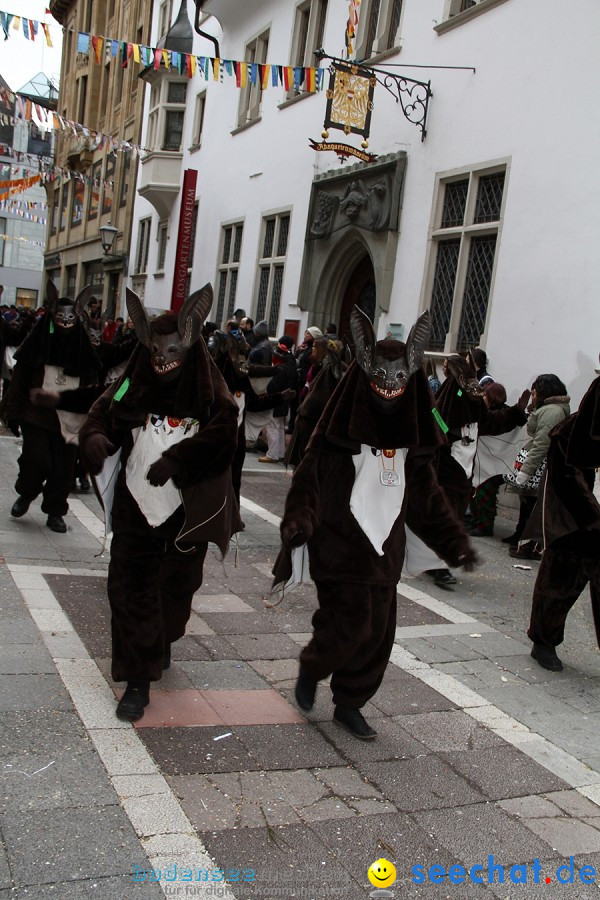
99 221 118 255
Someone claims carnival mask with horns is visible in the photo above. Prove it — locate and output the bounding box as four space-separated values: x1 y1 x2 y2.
444 354 484 398
125 284 213 381
351 305 431 407
46 279 95 331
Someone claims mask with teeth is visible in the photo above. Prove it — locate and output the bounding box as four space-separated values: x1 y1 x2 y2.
126 285 213 382
46 280 95 332
351 306 431 412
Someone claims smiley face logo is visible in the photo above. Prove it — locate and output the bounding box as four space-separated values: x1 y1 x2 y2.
367 858 397 888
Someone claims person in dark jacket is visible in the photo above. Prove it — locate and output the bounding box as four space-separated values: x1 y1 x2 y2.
78 285 240 722
528 370 600 671
284 338 346 467
278 308 476 739
503 373 570 558
258 335 298 464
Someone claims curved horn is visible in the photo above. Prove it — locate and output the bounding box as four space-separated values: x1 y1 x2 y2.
125 287 152 349
46 279 59 315
179 283 213 348
350 305 375 375
73 284 96 321
405 310 432 376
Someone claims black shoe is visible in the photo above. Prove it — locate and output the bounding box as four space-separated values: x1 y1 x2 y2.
502 533 520 546
116 681 150 721
163 643 171 671
333 705 377 740
11 496 31 518
531 643 563 672
294 667 317 711
46 515 67 533
426 568 457 588
78 478 90 492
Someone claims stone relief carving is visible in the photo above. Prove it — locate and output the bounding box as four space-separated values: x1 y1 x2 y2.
309 170 394 238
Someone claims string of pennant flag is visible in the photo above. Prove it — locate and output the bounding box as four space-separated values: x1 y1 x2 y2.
0 8 326 92
0 232 45 247
0 10 53 45
0 202 47 224
0 97 146 158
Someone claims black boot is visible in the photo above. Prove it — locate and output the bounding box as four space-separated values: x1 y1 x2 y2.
163 643 171 671
11 496 31 518
426 568 457 588
333 705 377 740
294 666 317 711
46 515 67 533
116 681 150 721
531 643 563 672
501 533 520 546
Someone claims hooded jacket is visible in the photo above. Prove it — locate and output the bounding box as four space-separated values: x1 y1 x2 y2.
279 360 472 585
79 338 240 552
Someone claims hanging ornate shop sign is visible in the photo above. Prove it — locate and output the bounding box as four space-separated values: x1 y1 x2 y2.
316 53 433 143
321 61 376 149
308 138 377 164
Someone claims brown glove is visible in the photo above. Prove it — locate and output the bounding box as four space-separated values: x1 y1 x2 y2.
146 456 178 487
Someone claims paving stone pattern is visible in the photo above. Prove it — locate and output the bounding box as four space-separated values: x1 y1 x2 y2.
2 438 600 898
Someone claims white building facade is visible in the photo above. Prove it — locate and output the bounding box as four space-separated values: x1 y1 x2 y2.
129 0 600 405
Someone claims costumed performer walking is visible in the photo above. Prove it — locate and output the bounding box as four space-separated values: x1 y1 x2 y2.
278 307 476 740
79 286 240 721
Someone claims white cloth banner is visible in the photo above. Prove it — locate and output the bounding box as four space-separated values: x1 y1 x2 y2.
351 445 407 556
126 413 199 527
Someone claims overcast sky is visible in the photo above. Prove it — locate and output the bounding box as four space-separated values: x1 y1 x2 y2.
0 2 63 93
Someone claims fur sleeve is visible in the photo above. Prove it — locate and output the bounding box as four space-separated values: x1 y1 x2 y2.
280 449 322 547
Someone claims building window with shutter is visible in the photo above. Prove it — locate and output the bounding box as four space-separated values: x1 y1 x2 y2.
254 212 291 336
215 222 244 327
286 0 328 99
355 0 403 61
156 221 169 272
424 163 507 352
237 30 270 128
135 218 151 275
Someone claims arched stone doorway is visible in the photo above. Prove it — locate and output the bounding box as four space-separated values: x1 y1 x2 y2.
339 254 376 345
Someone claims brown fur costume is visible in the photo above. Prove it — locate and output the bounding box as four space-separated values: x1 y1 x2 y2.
6 284 100 516
79 310 239 683
435 362 527 519
528 375 600 652
279 330 475 710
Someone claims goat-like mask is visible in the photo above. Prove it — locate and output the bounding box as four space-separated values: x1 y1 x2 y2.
46 280 95 332
445 355 484 398
126 285 213 381
350 306 431 407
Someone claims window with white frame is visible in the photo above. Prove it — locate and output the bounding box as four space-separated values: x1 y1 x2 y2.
157 221 168 272
425 165 506 352
215 222 244 326
135 217 151 275
355 0 403 60
287 0 328 97
237 30 270 128
446 0 483 17
254 213 290 336
147 80 187 153
191 91 206 148
157 0 173 39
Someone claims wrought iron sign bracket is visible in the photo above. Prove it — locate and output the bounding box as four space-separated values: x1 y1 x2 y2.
315 51 433 142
